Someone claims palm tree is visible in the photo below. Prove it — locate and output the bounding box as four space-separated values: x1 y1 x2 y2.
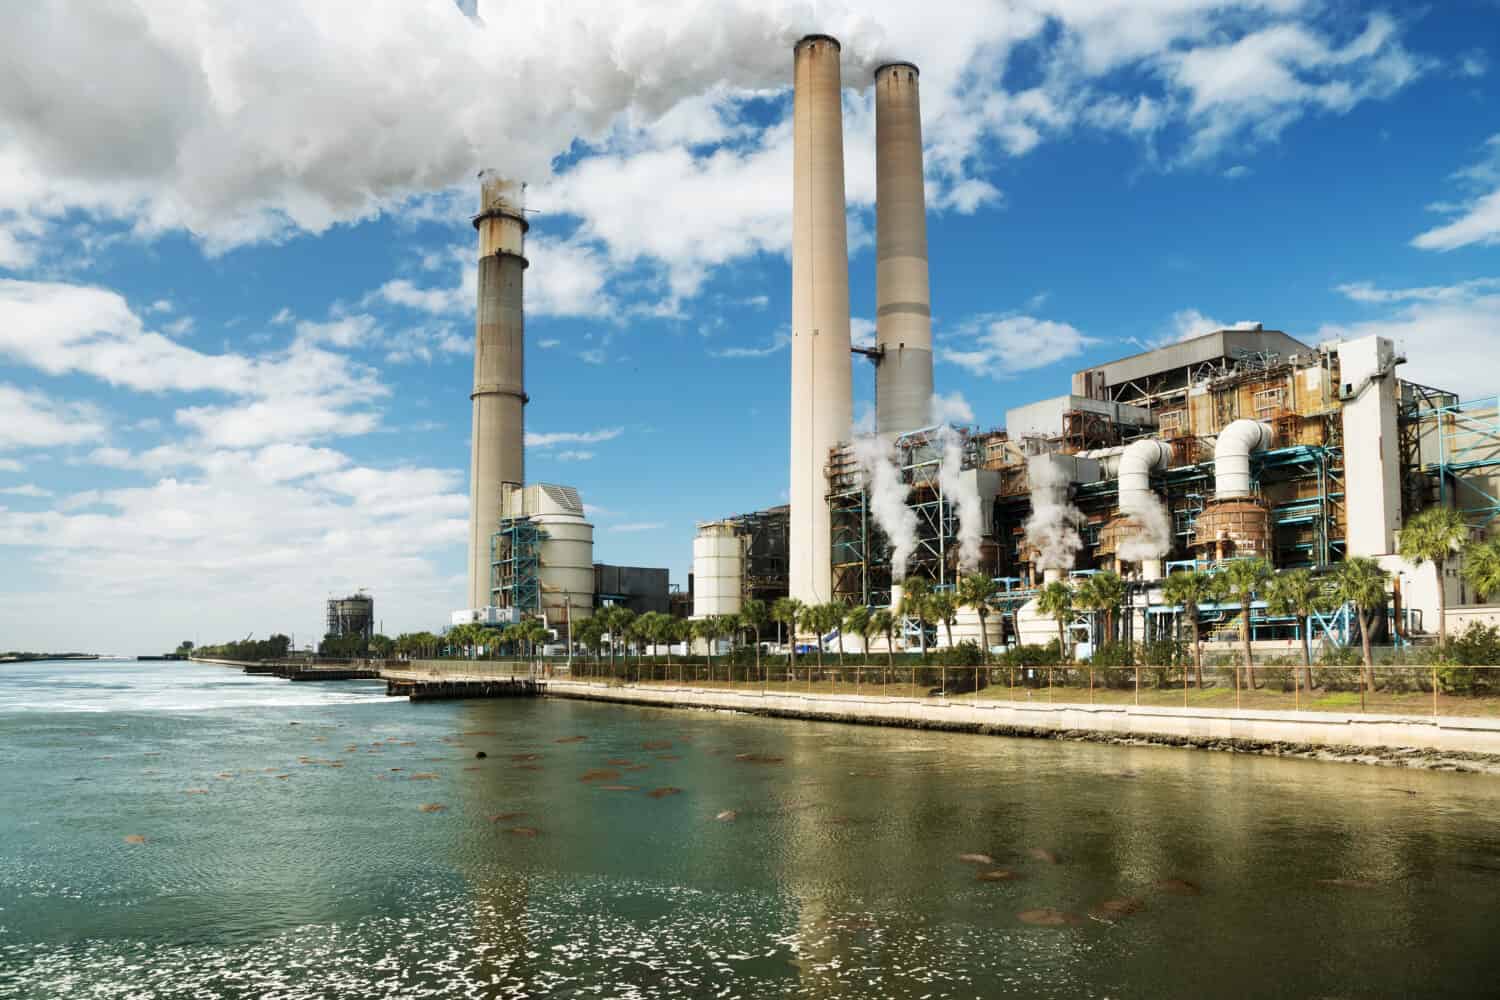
1399 506 1470 651
1085 571 1126 648
829 600 850 664
1333 556 1388 689
1036 581 1074 663
741 598 769 679
929 590 960 650
844 605 873 663
1265 568 1326 692
573 617 604 673
1463 538 1500 603
958 573 997 663
1220 558 1272 689
799 605 826 670
773 597 804 678
691 618 714 678
872 609 896 667
899 578 933 657
1160 570 1226 688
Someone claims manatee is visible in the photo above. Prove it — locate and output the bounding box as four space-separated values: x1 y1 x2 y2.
555 736 588 744
642 740 673 750
1027 848 1062 864
1089 897 1144 921
715 810 738 822
123 834 146 845
597 785 638 791
506 826 540 837
647 786 683 799
579 768 622 783
1154 878 1202 896
1018 908 1084 927
1315 878 1381 890
488 812 527 822
958 853 995 865
418 803 446 813
410 773 439 780
977 869 1021 882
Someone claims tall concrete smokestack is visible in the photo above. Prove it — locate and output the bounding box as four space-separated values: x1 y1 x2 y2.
874 62 934 436
789 34 853 606
466 171 528 611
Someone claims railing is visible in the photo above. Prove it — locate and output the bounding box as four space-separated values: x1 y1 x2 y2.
562 660 1500 720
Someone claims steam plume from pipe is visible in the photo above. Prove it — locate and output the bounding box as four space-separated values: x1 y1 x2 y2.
936 424 983 574
1116 438 1174 562
852 434 918 580
1024 458 1085 574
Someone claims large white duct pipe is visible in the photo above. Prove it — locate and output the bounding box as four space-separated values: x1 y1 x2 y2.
1119 438 1173 509
1214 420 1273 499
1118 438 1174 580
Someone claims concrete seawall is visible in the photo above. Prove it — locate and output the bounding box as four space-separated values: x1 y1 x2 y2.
547 680 1500 773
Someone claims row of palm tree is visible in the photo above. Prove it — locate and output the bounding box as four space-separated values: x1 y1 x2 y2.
1025 506 1500 690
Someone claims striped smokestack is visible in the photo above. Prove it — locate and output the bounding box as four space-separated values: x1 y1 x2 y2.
789 33 853 607
874 62 933 436
466 171 528 610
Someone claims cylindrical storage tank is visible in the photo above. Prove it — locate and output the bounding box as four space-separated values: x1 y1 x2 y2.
327 596 374 638
1191 499 1272 562
534 513 594 630
693 522 745 617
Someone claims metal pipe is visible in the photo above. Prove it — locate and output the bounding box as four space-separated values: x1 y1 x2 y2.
789 34 853 607
874 62 933 436
1213 419 1273 499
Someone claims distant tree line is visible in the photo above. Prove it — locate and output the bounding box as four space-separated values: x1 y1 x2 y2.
194 634 292 661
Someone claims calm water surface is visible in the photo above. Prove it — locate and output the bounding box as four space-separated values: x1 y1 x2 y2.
2 660 1499 998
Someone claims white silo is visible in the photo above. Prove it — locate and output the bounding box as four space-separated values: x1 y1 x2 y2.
692 521 746 617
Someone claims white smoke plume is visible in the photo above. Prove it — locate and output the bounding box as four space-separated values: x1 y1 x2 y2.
934 419 983 575
1117 490 1173 562
1023 457 1086 574
852 433 918 581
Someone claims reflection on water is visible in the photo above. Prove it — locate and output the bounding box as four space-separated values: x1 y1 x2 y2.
2 660 1499 998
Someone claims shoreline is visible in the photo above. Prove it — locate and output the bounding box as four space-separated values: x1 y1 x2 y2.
545 679 1500 775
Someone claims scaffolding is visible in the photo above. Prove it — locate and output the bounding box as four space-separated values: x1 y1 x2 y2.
1404 396 1500 528
826 426 981 608
490 517 544 616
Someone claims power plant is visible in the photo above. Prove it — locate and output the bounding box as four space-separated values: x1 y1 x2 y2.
682 33 1500 655
455 33 1499 656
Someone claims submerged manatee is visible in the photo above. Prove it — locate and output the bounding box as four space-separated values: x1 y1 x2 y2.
1027 848 1062 864
1018 908 1084 927
958 853 995 865
647 787 683 799
976 869 1021 882
1154 878 1202 896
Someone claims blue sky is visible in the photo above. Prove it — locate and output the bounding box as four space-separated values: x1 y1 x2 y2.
2 0 1499 653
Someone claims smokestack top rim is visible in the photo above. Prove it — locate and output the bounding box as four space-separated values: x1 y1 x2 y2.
875 61 920 78
795 33 841 51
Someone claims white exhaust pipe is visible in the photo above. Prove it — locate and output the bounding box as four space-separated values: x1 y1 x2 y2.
1214 420 1273 498
1119 438 1172 510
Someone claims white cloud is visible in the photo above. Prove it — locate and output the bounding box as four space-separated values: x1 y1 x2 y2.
0 2 1426 299
0 444 469 653
0 279 385 446
1412 134 1500 251
0 458 22 472
1458 50 1488 79
939 314 1097 376
1223 164 1252 180
537 338 560 349
1324 278 1500 399
295 313 379 348
929 391 975 424
0 383 106 451
147 298 174 314
1159 308 1229 345
608 522 663 533
850 317 876 350
0 483 51 498
524 427 623 448
554 450 595 462
711 329 790 359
